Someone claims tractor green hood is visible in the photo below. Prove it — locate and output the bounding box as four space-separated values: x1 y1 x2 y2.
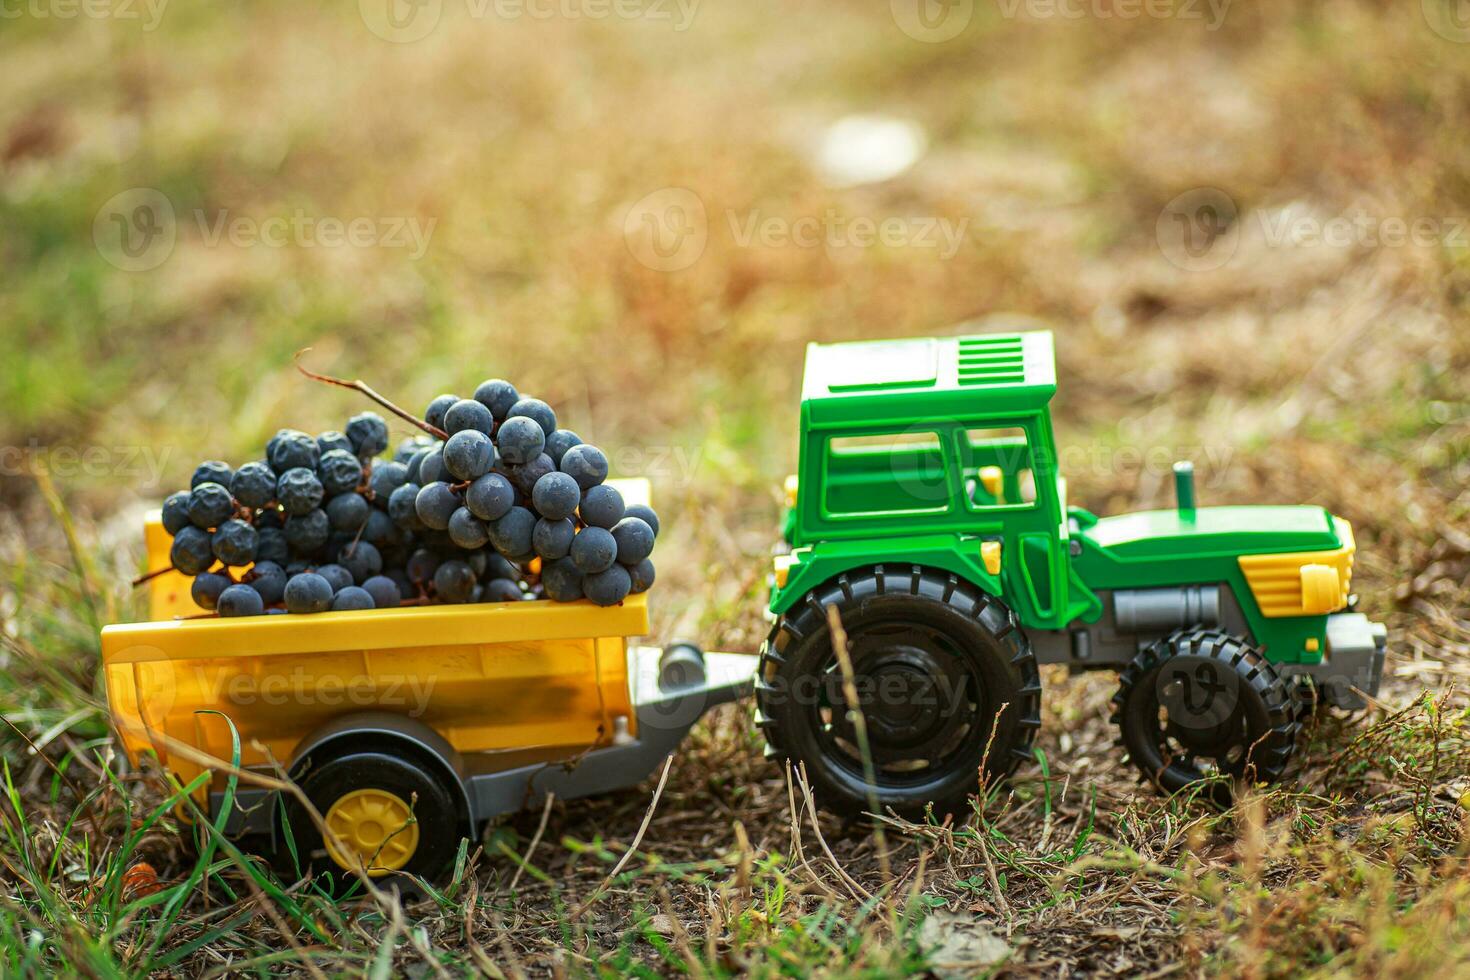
1081 504 1344 561
1074 502 1357 650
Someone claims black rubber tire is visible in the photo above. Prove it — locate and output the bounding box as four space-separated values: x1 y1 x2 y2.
1111 629 1298 806
281 749 461 883
756 565 1042 820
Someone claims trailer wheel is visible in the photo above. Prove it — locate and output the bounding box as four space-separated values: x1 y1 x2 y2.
757 565 1041 820
284 748 461 881
1112 629 1298 806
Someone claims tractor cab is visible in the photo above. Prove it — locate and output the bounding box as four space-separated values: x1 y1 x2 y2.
774 331 1087 630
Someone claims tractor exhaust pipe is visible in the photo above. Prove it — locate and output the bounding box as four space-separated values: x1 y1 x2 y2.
1173 460 1196 519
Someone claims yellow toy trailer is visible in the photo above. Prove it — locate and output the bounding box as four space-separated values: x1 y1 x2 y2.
102 480 756 879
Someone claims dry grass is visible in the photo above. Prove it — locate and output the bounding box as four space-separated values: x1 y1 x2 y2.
0 0 1467 975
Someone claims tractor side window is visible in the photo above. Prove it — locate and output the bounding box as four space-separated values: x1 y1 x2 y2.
964 427 1034 508
824 431 950 515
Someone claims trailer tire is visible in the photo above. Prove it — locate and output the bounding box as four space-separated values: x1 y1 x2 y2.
757 565 1041 821
283 748 461 883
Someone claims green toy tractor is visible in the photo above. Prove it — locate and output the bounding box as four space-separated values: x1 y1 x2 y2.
758 331 1386 815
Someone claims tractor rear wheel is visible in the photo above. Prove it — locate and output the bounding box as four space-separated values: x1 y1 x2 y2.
757 565 1042 820
1112 629 1298 806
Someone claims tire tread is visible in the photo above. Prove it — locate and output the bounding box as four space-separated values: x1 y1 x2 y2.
757 565 1042 819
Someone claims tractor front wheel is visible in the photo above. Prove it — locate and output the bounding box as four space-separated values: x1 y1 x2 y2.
757 566 1042 820
1112 629 1299 806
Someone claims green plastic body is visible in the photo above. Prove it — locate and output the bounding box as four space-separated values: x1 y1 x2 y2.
770 332 1352 666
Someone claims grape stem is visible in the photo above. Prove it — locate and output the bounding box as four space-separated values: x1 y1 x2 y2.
132 565 177 587
294 349 449 440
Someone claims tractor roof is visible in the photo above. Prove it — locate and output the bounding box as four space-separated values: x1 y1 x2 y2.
800 331 1057 427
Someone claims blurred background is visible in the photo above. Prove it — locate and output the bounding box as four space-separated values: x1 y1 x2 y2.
1 0 1468 971
3 3 1467 635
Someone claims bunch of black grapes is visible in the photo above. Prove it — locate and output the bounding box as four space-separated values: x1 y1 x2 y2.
157 381 659 618
408 380 658 607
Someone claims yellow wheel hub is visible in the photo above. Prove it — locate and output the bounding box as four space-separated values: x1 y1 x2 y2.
323 788 419 876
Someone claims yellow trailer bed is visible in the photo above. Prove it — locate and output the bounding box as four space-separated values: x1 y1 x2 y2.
101 480 756 878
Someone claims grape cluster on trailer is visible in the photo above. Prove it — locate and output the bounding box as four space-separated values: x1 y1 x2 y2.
158 380 659 617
